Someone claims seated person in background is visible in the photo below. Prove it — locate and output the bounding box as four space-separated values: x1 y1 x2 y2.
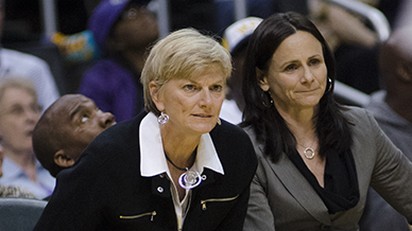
0 78 55 199
360 27 412 231
308 0 381 94
34 28 257 230
79 0 159 122
32 94 116 178
0 143 35 198
220 17 262 125
0 0 60 109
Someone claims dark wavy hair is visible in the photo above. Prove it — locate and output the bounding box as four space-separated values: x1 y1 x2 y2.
240 12 352 162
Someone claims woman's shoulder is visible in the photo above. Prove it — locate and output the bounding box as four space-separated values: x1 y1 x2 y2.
212 120 257 158
340 105 373 123
212 121 258 184
213 119 249 139
81 115 142 164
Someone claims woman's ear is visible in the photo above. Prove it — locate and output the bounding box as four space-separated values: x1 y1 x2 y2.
149 80 165 111
54 150 75 168
256 68 270 91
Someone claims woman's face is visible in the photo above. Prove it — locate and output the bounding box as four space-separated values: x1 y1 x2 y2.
259 30 327 112
152 65 227 136
0 87 41 154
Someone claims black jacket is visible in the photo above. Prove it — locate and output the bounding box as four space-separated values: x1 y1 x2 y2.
34 112 257 230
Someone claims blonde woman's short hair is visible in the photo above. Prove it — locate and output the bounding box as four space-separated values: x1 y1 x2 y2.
0 77 38 106
141 28 232 115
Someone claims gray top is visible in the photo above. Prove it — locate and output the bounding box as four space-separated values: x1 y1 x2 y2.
358 90 412 231
243 106 412 231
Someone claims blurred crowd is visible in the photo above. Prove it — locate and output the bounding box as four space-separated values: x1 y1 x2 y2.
1 0 412 230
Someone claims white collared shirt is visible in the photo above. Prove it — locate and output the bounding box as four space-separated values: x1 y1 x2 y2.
139 112 224 230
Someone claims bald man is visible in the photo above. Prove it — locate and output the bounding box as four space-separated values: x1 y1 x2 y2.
360 27 412 231
32 94 116 178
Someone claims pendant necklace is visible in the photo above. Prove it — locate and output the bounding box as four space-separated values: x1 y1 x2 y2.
165 153 202 190
297 142 316 160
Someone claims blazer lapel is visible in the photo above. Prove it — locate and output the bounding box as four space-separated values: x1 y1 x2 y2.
269 154 332 225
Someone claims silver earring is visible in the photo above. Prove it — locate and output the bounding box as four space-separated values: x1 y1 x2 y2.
327 78 333 92
157 112 169 125
261 90 273 108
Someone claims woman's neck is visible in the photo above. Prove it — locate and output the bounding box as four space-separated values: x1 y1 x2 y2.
161 128 200 168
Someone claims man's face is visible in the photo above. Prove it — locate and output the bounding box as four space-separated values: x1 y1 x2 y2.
52 94 116 160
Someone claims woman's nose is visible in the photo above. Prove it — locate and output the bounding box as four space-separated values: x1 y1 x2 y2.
301 65 315 83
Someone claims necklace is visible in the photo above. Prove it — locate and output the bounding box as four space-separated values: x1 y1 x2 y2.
297 142 316 160
165 153 202 190
303 147 315 160
165 153 187 171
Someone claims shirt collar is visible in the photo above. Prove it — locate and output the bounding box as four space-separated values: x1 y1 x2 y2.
1 156 44 179
140 112 224 177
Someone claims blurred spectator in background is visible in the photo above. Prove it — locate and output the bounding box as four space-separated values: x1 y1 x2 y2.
0 78 55 199
215 0 307 36
308 0 405 94
32 94 116 179
0 145 35 198
79 0 159 122
308 0 380 94
220 16 262 124
0 0 60 109
360 27 412 231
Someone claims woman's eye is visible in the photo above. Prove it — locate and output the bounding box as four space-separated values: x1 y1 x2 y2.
284 64 298 72
210 85 223 92
309 59 321 66
183 84 197 91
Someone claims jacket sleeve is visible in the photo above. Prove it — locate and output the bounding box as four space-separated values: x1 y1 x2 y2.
243 154 276 231
366 110 412 223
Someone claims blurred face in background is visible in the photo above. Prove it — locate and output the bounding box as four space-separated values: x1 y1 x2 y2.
0 86 41 155
112 3 159 51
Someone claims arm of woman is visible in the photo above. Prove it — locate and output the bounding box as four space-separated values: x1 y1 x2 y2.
243 156 276 231
366 110 412 223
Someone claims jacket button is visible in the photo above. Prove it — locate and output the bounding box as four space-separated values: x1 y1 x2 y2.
157 186 164 193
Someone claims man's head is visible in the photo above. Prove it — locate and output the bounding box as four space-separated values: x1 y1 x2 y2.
379 27 412 95
221 17 262 111
32 94 116 177
88 0 158 55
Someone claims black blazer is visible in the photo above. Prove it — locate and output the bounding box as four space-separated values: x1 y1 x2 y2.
34 112 257 231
